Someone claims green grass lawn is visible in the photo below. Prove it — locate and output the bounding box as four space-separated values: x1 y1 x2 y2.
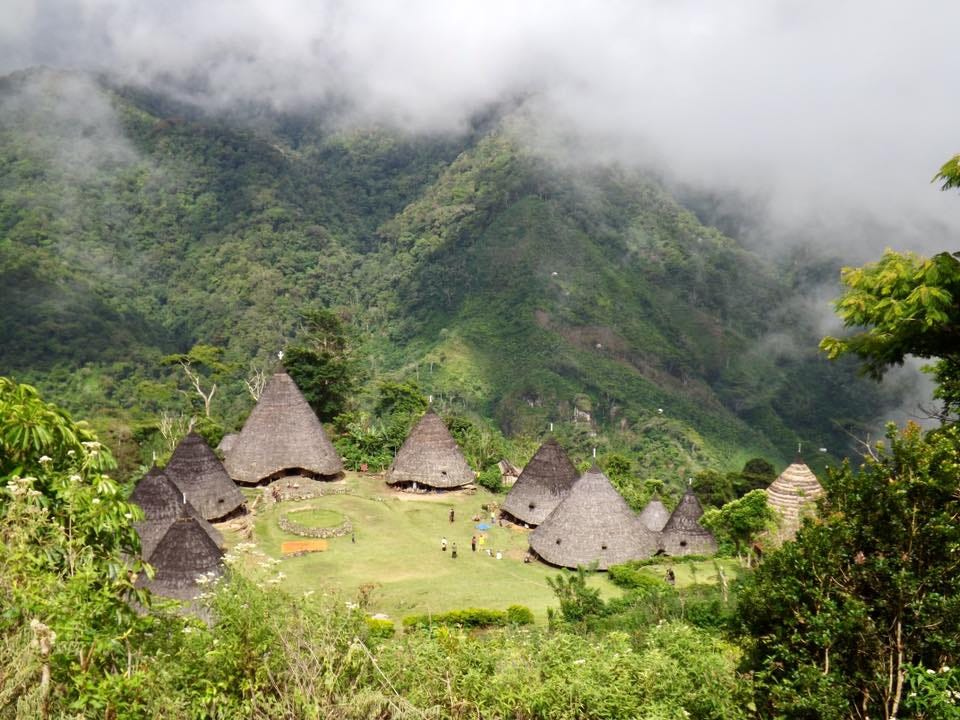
225 472 739 623
284 507 346 528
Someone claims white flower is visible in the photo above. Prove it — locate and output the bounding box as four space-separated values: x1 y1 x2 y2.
124 513 132 519
38 455 52 464
942 665 951 673
67 450 76 457
183 626 193 634
573 659 586 665
69 474 81 483
91 498 100 505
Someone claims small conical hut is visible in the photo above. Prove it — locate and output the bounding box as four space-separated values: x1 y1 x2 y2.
385 409 474 489
137 502 225 600
637 494 671 533
501 438 578 526
164 432 245 521
130 468 223 559
659 488 717 556
766 458 824 540
530 464 657 569
223 372 343 484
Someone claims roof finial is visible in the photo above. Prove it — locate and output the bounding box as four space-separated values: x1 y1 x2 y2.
428 394 433 405
549 422 554 432
277 350 284 361
182 492 187 505
687 477 693 487
798 441 802 455
592 447 597 459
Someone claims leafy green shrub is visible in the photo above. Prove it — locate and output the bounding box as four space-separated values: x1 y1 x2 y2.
402 606 533 630
476 465 504 493
364 616 396 640
505 604 535 625
608 563 671 592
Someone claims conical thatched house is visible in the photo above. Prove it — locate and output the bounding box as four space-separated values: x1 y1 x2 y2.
136 502 225 600
163 432 245 521
130 468 223 559
659 488 717 556
637 494 671 533
223 372 343 484
385 409 474 489
217 432 238 456
501 438 578 526
766 458 824 540
529 464 657 569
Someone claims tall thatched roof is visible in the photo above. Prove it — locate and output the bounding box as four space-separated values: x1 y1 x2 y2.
163 432 245 521
530 464 657 569
501 438 578 526
130 468 223 559
223 372 343 484
217 432 238 455
766 459 824 540
637 494 671 533
136 507 225 600
385 409 474 489
659 489 717 556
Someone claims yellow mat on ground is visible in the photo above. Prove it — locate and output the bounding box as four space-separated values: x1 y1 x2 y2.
281 539 328 555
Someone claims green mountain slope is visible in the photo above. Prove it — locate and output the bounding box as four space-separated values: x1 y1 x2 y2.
0 68 898 479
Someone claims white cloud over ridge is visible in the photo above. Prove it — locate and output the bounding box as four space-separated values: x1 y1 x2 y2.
3 0 959 256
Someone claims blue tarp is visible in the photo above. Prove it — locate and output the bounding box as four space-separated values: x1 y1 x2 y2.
475 523 491 530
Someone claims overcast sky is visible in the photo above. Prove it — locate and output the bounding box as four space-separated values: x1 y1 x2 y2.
3 1 959 257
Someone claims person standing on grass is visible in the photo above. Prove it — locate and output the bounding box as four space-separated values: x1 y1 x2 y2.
441 537 448 552
451 542 458 559
449 508 455 523
471 535 477 552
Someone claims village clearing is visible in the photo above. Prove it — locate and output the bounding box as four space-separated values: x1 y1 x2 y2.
222 472 740 623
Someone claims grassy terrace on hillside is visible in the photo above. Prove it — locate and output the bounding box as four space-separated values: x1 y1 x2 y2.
225 472 740 622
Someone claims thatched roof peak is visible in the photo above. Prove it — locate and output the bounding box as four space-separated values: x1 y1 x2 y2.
637 494 671 533
385 410 474 489
131 467 223 559
659 488 717 556
529 465 657 569
223 372 343 484
136 513 224 600
163 432 245 521
766 460 824 540
501 437 579 526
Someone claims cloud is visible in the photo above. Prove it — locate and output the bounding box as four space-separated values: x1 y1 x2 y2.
2 1 958 257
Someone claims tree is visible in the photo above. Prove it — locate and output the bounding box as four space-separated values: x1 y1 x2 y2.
692 469 735 508
162 343 231 419
283 309 361 421
734 457 776 496
737 422 960 719
820 250 960 419
700 489 776 561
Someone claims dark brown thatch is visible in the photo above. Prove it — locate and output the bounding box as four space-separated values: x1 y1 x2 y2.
130 467 223 559
766 459 824 541
163 432 245 521
529 464 658 569
223 372 343 484
136 503 225 600
501 438 578 526
637 494 671 533
659 489 717 556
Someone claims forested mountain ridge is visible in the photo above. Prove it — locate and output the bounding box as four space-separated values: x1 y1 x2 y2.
0 68 899 479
